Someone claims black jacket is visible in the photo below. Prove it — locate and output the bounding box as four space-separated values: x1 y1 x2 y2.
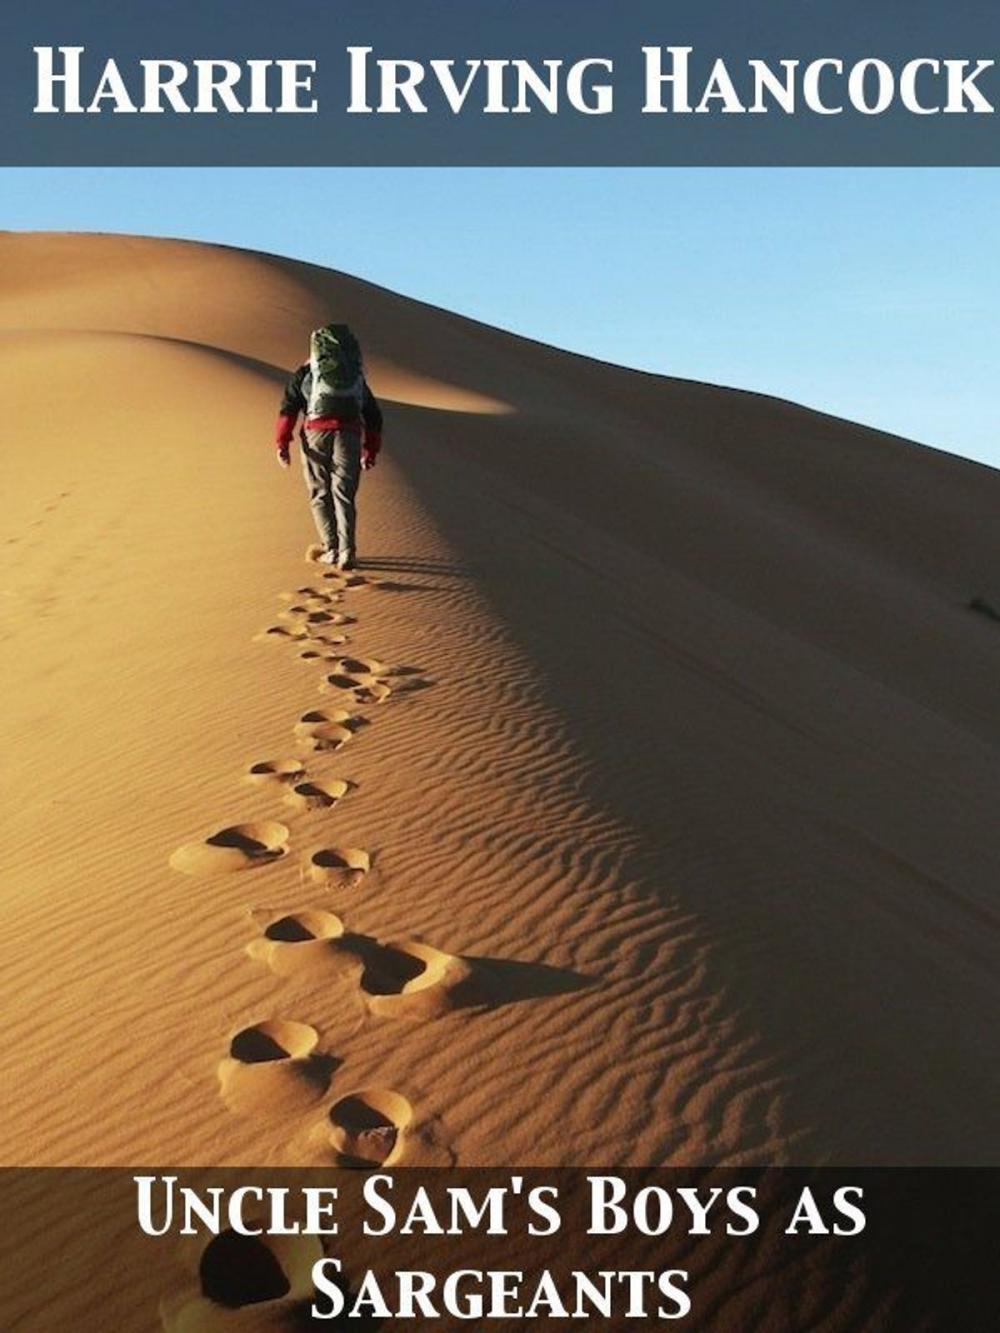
276 364 383 447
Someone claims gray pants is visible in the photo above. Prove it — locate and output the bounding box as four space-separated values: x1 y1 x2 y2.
301 427 362 557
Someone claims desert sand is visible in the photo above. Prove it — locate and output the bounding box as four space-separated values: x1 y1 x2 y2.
1 231 998 1174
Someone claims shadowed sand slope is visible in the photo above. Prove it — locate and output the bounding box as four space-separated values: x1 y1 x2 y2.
1 231 998 1170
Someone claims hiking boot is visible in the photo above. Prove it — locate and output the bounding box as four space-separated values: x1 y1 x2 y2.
318 549 339 565
337 553 356 572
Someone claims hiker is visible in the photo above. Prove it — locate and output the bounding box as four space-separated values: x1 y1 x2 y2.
275 324 383 571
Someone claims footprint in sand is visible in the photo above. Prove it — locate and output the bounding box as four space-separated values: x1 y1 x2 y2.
254 624 310 643
282 605 357 629
259 910 346 944
308 624 357 644
244 759 306 787
320 571 366 590
321 659 433 704
280 606 345 629
296 707 368 733
296 644 348 664
246 909 359 981
360 939 478 1020
320 673 393 705
229 1020 318 1064
294 708 363 752
296 722 352 753
354 681 393 704
304 547 365 584
280 607 346 625
248 924 397 993
306 845 371 884
327 1089 412 1168
217 1019 335 1117
280 587 339 606
246 920 472 1021
170 822 290 876
331 655 391 676
283 777 350 811
160 1231 325 1330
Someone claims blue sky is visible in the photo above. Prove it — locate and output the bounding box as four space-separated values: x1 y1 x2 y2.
3 168 998 468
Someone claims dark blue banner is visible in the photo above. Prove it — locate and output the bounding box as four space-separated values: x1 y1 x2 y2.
3 1 1000 165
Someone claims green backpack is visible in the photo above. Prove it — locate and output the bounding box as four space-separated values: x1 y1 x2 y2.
307 324 364 417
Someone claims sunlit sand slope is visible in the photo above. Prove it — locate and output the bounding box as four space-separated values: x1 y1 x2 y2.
1 231 998 1172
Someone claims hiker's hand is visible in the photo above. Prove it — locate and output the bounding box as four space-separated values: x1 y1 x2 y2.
277 446 290 469
361 449 377 471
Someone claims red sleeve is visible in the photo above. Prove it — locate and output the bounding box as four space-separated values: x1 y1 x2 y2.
276 413 297 448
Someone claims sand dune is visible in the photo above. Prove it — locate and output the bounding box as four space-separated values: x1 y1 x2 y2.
1 230 998 1178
